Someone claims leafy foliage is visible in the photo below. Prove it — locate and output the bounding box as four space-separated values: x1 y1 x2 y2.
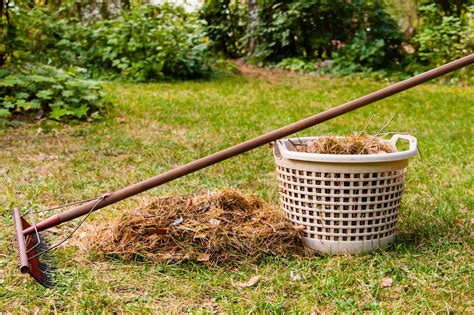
0 64 107 120
202 0 404 70
413 4 474 67
275 58 317 72
200 0 248 58
331 31 388 74
20 4 213 82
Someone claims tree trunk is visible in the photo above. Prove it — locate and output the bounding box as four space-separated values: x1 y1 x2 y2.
246 0 258 59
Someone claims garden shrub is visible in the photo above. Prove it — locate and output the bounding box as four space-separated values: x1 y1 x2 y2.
201 0 404 70
331 31 388 74
21 4 213 82
200 0 248 58
0 64 107 121
413 4 474 67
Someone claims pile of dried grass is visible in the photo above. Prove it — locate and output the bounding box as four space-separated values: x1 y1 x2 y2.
289 133 396 155
78 189 308 265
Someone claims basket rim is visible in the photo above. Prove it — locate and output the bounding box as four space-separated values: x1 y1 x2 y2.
275 134 417 163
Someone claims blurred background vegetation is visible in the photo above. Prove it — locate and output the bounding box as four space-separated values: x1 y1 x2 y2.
0 0 473 121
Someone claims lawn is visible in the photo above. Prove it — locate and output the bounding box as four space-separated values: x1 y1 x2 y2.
0 71 473 313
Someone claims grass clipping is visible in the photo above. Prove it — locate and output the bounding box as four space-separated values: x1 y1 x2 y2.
289 133 396 155
79 189 306 265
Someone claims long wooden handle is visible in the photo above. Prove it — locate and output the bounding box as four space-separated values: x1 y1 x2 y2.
23 53 474 236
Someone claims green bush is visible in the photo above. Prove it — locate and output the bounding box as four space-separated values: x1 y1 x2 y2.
21 4 213 82
413 4 474 67
275 58 317 72
331 31 388 74
202 0 404 69
200 0 248 58
0 64 107 120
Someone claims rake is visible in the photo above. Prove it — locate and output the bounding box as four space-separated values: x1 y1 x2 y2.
13 54 474 287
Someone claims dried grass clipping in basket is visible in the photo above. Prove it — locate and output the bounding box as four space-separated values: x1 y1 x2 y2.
77 189 308 265
289 133 396 155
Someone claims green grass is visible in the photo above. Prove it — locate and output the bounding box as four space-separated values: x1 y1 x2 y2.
1 72 473 313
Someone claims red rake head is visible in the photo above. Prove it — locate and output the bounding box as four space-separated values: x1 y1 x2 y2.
12 208 54 288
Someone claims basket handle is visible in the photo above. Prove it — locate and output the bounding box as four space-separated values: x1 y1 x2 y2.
390 134 417 155
273 140 283 159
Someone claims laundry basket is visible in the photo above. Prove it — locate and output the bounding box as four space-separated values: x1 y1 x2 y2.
274 134 417 254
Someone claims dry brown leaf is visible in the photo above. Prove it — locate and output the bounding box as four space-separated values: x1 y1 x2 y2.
197 253 210 262
236 275 261 289
455 219 464 227
380 277 393 288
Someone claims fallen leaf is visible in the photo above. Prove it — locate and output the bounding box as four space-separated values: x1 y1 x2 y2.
380 277 393 288
197 253 210 262
236 275 261 289
455 219 464 227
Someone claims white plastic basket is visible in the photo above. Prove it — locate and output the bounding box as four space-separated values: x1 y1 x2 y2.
274 134 417 255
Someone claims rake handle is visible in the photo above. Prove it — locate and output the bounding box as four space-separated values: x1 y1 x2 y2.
23 53 474 236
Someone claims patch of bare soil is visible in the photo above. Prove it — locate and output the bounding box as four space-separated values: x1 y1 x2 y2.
234 60 299 83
